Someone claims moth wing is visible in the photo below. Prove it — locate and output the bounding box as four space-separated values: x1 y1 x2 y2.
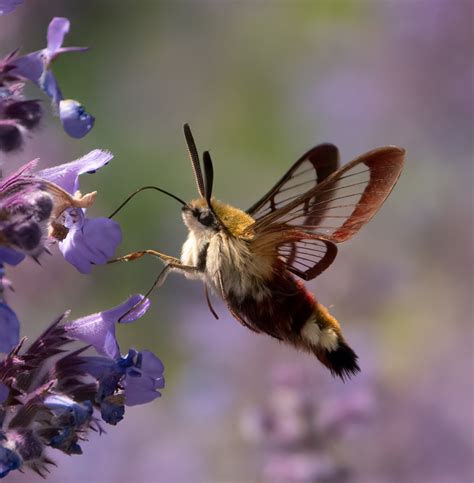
276 232 338 281
252 146 405 243
247 144 340 220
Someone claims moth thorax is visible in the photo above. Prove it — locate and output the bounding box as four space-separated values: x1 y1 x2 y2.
211 199 255 238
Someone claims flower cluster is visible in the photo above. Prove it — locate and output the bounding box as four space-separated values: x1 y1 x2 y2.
0 295 164 478
1 15 94 149
241 367 373 483
0 7 165 479
0 150 123 349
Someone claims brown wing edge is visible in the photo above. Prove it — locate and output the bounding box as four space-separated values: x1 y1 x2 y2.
287 240 338 281
247 144 340 216
330 146 406 242
276 231 338 281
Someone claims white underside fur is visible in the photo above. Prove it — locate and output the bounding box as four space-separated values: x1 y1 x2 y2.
301 314 339 352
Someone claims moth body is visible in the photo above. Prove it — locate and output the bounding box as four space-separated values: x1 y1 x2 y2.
181 197 359 379
115 124 405 381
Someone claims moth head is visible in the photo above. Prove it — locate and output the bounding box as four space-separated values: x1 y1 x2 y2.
182 197 219 234
182 197 254 238
182 124 254 239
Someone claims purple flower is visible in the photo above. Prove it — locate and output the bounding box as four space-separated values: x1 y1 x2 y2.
0 447 21 479
10 17 94 138
59 217 122 274
0 247 25 266
66 295 151 358
0 0 22 15
0 56 43 151
37 149 112 195
0 301 19 353
0 302 164 477
37 149 122 273
123 350 165 406
0 382 9 403
0 161 53 258
81 348 165 415
59 99 94 139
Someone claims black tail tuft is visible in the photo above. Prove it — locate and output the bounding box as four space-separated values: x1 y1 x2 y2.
317 340 361 381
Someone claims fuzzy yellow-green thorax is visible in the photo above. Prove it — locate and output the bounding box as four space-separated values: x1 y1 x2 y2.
192 197 255 239
212 199 255 238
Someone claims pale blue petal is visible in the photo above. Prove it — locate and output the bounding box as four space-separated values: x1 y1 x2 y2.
47 17 70 52
37 149 113 194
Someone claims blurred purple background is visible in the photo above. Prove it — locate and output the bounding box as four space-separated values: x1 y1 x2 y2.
1 0 473 482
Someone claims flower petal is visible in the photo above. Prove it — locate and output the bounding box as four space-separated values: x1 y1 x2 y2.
124 350 164 406
41 69 63 105
47 17 70 53
0 302 20 353
0 0 23 15
37 149 113 194
0 382 9 403
59 99 94 138
138 350 165 378
59 217 122 274
119 296 150 324
124 373 163 406
0 446 21 479
66 295 149 358
10 51 45 87
0 247 25 265
102 294 150 325
66 312 119 359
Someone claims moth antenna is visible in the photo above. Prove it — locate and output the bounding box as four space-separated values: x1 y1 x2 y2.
108 185 187 219
183 123 205 197
202 150 214 206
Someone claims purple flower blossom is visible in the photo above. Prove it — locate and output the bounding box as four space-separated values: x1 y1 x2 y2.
59 216 122 274
36 149 112 195
0 151 121 270
0 447 21 479
0 161 53 258
123 350 165 406
0 247 24 265
9 17 94 138
1 54 44 152
59 99 94 139
0 301 19 353
0 382 9 403
0 0 22 15
36 149 122 272
0 298 164 477
66 294 151 358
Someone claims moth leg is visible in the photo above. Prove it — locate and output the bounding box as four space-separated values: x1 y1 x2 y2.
109 249 181 265
119 261 198 322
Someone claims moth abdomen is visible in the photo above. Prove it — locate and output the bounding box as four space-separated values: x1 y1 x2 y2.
300 303 360 380
315 339 360 381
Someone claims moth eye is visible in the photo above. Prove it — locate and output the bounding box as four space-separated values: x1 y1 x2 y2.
198 210 214 227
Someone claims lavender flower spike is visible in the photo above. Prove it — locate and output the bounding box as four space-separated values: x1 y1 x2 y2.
0 0 22 15
66 295 151 358
10 17 94 138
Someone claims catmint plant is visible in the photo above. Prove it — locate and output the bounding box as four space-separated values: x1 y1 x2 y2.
0 6 165 478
